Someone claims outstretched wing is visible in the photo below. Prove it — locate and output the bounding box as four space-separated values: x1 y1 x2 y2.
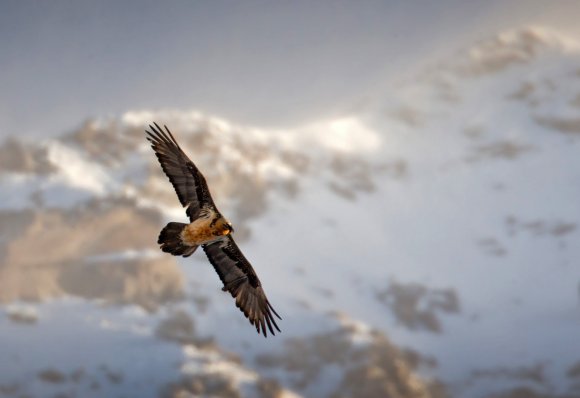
203 236 281 337
146 123 215 220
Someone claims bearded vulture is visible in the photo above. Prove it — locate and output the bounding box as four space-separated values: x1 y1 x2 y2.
146 123 281 337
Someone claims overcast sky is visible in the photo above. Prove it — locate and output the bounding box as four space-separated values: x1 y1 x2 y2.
2 1 580 138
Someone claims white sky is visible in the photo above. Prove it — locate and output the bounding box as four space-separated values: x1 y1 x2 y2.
2 1 580 138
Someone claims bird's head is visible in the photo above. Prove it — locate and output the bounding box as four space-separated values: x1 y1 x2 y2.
225 220 234 234
214 217 234 236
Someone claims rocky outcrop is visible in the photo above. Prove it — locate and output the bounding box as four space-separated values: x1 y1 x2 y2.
0 199 184 309
255 323 446 398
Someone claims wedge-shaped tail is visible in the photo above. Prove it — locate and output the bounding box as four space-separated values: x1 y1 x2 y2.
158 222 198 257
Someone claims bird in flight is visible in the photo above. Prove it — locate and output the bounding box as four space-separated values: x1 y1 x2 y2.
146 123 281 337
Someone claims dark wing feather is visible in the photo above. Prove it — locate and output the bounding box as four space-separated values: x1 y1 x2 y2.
203 235 281 337
145 123 215 220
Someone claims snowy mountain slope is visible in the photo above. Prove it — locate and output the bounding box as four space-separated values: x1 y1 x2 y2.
1 26 580 398
357 26 580 397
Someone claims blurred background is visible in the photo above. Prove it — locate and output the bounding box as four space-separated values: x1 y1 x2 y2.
1 1 580 397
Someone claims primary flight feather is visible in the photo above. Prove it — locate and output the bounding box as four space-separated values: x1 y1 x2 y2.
146 123 281 337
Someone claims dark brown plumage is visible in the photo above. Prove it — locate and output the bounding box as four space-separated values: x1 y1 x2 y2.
146 123 281 337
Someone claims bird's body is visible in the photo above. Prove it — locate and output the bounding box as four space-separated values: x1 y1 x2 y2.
181 207 231 246
146 123 281 337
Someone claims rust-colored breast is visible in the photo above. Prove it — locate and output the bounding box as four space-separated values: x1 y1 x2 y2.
181 219 217 246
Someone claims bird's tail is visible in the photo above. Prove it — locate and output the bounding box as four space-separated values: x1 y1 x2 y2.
158 222 198 257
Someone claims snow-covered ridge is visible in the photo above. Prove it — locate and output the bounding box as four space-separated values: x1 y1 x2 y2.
123 109 382 155
0 106 389 225
454 26 580 77
46 140 113 195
